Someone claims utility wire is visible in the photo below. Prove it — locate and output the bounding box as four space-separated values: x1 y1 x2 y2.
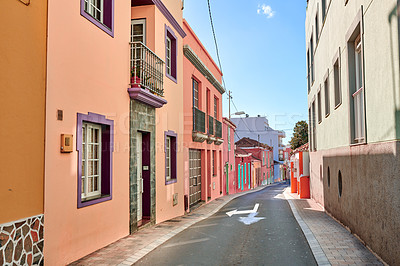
207 0 227 91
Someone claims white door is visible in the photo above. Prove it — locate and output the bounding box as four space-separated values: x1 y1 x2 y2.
137 132 143 222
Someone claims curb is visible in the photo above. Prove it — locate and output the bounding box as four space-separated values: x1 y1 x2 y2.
119 184 273 265
283 189 331 266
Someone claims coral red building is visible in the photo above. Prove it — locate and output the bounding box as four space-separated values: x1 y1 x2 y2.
235 138 273 191
222 118 237 195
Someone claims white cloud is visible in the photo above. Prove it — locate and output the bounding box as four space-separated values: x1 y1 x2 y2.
257 4 275 19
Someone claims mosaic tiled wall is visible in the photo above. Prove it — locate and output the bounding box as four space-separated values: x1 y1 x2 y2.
0 215 44 266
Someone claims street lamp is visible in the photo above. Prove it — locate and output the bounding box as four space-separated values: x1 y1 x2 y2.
230 111 245 119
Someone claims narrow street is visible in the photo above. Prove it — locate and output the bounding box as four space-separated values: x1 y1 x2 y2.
136 184 317 266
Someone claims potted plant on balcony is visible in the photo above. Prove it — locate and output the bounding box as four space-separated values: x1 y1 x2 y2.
131 65 141 87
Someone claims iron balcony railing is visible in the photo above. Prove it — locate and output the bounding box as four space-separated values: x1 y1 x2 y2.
193 107 206 133
130 41 164 97
208 116 214 135
215 119 222 138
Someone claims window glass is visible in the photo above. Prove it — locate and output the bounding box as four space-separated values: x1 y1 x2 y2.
193 79 199 108
84 0 104 23
214 98 217 118
166 137 171 180
324 74 330 116
165 27 177 81
165 132 177 184
82 122 102 200
334 59 341 107
166 37 172 75
317 90 322 123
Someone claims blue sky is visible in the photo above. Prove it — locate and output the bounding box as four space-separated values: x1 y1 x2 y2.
183 0 308 143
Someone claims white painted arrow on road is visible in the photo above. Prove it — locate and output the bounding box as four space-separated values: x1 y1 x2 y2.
226 203 260 217
238 212 266 225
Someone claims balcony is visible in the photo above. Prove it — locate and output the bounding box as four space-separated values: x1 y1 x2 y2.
214 119 223 145
207 116 215 144
208 116 214 135
215 120 222 138
130 42 164 97
192 107 207 143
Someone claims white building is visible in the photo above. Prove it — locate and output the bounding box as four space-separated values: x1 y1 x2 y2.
231 115 285 181
306 0 400 264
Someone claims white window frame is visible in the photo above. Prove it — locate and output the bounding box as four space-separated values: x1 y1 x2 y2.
166 136 172 181
193 79 199 109
324 73 330 117
166 36 172 76
84 0 104 23
131 19 146 44
82 122 102 200
333 57 341 108
353 34 365 143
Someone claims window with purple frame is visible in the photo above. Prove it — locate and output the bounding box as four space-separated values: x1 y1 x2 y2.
77 112 114 208
81 0 114 37
165 25 177 82
165 130 177 184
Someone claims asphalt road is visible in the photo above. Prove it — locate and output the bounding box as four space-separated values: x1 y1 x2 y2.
136 183 317 266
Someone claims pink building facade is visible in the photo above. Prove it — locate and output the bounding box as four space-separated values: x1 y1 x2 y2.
235 148 256 192
183 19 225 211
44 0 132 264
222 118 237 195
44 0 186 264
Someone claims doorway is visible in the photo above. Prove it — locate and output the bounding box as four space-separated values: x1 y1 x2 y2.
137 131 151 227
225 163 229 195
189 149 202 207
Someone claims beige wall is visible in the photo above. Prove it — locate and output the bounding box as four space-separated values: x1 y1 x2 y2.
321 142 400 265
44 0 131 264
0 0 47 224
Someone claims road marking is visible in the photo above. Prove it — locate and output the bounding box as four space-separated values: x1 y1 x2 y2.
238 212 266 225
162 237 210 248
226 203 259 217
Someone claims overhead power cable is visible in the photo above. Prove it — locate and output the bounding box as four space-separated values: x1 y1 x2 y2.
207 0 227 91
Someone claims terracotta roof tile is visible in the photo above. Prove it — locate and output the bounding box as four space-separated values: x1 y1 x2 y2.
235 137 272 150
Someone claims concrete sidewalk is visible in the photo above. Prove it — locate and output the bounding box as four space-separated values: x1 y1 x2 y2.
284 188 385 266
69 185 268 266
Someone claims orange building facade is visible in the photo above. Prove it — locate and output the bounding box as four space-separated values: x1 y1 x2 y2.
183 19 225 211
129 0 186 229
1 1 224 264
0 1 47 265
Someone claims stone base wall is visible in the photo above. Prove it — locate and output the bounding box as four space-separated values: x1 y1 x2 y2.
0 214 44 266
129 100 156 233
312 141 400 265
